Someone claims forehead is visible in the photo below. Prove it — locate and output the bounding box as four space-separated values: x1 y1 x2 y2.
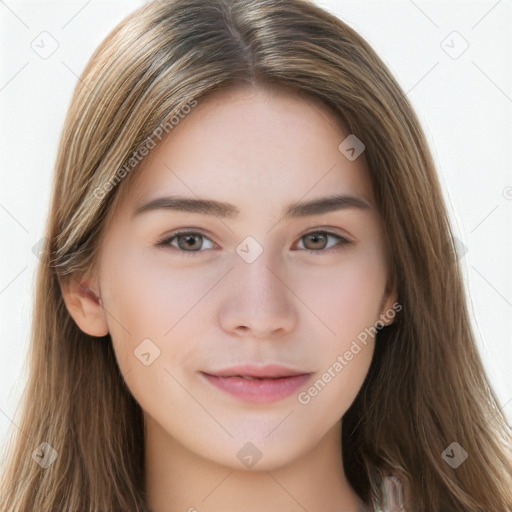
114 85 373 217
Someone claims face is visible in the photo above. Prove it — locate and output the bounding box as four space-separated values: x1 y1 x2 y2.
68 85 396 470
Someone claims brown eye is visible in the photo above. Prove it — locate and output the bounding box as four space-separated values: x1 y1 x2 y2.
156 230 215 257
303 233 329 250
175 233 203 251
156 228 351 258
296 231 351 253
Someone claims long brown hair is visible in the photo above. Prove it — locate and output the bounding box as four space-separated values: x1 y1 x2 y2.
1 0 511 510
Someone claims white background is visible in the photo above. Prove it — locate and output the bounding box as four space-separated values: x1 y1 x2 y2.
1 0 511 459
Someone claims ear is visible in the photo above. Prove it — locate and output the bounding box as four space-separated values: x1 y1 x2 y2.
59 274 109 337
377 279 399 327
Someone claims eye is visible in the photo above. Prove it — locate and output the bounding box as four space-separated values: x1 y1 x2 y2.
156 230 216 257
155 229 351 257
294 230 351 254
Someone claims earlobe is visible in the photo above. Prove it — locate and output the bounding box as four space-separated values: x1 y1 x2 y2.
59 274 109 337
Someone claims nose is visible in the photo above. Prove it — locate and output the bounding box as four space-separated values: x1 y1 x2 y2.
218 249 298 340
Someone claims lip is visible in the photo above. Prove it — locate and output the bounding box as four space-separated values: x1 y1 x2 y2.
201 364 312 404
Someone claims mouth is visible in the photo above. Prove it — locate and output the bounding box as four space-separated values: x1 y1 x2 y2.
200 364 312 404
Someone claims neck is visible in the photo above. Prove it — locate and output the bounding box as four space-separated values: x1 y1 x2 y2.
144 416 366 512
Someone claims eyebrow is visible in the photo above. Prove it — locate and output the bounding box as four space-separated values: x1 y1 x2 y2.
132 193 372 220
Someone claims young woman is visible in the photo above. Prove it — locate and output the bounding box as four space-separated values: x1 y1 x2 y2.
1 0 510 511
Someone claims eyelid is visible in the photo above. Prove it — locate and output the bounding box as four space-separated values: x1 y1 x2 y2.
301 227 352 243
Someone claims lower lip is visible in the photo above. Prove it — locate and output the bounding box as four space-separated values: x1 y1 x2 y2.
202 373 311 404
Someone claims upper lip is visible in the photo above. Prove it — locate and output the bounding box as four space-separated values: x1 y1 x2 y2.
203 364 310 379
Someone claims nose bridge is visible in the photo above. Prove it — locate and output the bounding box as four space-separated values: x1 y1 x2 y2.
234 234 286 305
218 234 297 337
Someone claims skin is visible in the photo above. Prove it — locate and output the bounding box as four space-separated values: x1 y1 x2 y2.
61 84 397 512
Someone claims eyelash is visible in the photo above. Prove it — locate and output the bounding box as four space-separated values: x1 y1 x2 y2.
155 229 351 258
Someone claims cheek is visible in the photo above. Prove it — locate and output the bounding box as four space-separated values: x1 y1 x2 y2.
103 247 197 325
295 306 376 423
293 249 387 343
98 248 214 418
99 245 219 367
297 342 374 427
